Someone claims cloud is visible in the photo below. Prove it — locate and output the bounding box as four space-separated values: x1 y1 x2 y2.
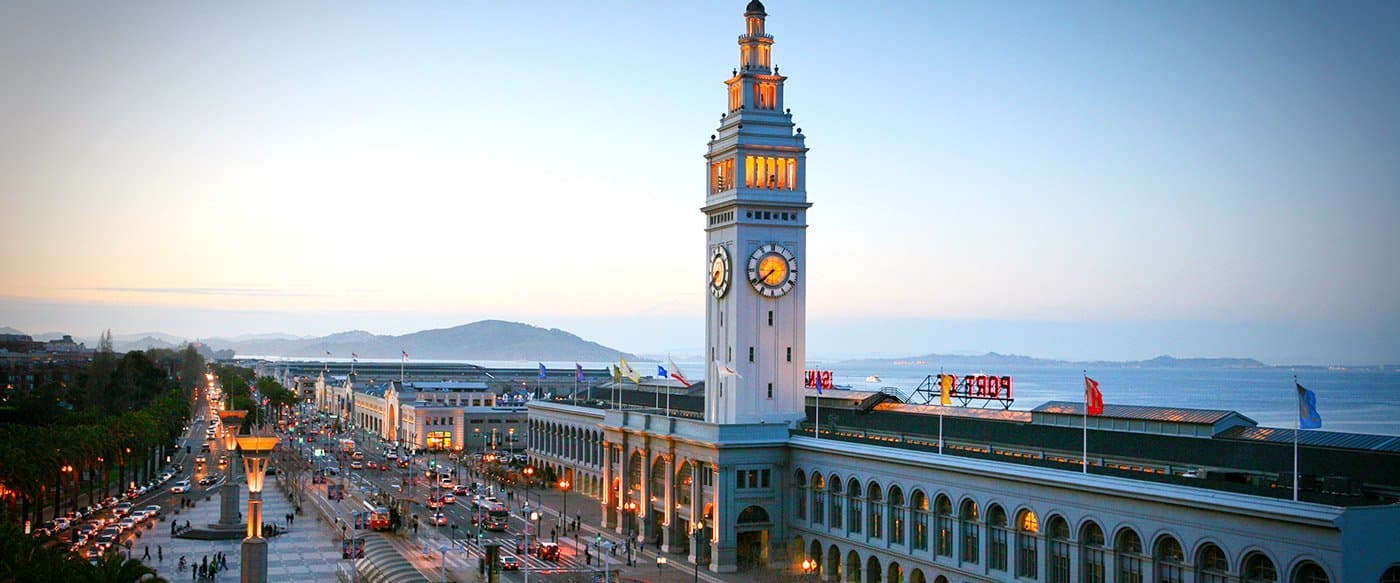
77 287 315 298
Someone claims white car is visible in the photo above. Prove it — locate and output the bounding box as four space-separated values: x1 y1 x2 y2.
170 480 191 494
117 517 136 531
143 505 161 517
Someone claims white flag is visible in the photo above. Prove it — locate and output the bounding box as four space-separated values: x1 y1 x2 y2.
714 360 740 378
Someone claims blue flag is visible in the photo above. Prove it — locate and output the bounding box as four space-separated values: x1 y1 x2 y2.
1297 383 1322 429
538 363 547 379
657 364 669 378
575 363 585 383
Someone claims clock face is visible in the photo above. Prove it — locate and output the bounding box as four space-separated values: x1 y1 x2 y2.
747 243 798 297
709 246 731 298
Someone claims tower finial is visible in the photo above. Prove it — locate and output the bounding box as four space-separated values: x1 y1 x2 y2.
745 0 766 16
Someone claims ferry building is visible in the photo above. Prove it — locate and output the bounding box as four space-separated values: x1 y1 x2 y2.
527 3 1400 582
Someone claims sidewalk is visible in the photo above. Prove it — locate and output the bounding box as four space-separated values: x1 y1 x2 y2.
139 477 345 581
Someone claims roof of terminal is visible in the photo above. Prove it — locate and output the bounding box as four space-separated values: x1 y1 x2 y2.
1033 401 1255 426
1218 425 1400 453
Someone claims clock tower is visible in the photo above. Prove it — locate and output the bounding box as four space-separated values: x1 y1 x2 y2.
704 0 809 426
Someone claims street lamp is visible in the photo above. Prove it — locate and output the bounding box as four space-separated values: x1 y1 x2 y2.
235 434 279 583
525 510 541 583
691 520 705 583
802 558 818 580
623 499 638 566
557 479 571 533
216 410 247 531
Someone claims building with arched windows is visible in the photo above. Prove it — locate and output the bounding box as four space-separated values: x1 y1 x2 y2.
526 2 1400 581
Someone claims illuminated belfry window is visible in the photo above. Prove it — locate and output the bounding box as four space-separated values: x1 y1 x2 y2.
710 158 735 193
747 16 763 36
753 82 777 109
744 155 798 190
728 83 742 112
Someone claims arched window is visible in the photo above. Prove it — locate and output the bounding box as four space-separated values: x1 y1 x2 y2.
867 482 884 539
910 491 929 551
848 478 863 535
811 472 825 526
1016 510 1039 578
887 561 903 583
1196 543 1229 583
1242 552 1277 583
959 499 980 564
987 505 1009 571
935 495 954 558
1380 565 1400 583
1292 562 1329 583
867 555 883 583
1154 535 1185 583
1116 529 1145 583
1046 516 1071 583
847 550 862 583
1080 521 1107 583
888 486 906 545
794 470 807 520
829 475 844 529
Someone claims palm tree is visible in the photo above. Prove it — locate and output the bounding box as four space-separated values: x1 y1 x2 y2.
83 553 168 583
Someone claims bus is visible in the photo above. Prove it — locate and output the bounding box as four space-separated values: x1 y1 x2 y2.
362 501 392 532
482 502 510 531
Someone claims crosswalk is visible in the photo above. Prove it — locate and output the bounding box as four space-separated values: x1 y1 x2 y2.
423 537 614 574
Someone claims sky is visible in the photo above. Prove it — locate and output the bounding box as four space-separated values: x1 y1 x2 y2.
1 1 1398 364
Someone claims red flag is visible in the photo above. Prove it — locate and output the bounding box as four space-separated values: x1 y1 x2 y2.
1084 377 1104 416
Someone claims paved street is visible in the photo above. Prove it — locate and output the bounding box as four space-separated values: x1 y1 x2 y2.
324 428 768 583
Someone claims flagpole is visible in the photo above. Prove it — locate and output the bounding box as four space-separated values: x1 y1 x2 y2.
1293 374 1300 502
938 369 945 454
1082 370 1089 474
665 356 672 417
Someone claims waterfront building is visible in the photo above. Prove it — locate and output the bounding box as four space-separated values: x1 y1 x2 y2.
524 3 1400 581
312 374 527 454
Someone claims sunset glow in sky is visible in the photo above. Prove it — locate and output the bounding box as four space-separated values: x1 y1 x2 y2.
2 1 1397 362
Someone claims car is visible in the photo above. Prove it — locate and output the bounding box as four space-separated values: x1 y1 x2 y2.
426 498 443 509
171 480 191 493
142 505 161 518
114 503 133 516
350 461 363 470
432 513 449 526
129 510 148 522
438 478 454 488
385 452 398 460
194 455 207 464
199 476 219 486
351 451 364 461
101 497 119 508
534 541 561 560
116 517 136 531
441 493 456 504
498 555 520 570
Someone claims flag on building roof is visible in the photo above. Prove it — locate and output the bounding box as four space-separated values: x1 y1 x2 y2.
575 363 585 383
667 357 692 388
402 350 409 361
1297 383 1322 429
657 364 669 378
538 363 547 379
814 369 824 394
351 353 359 362
619 358 641 383
1084 376 1104 416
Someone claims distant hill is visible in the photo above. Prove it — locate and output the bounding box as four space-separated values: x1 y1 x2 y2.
208 320 634 361
840 352 1267 369
0 326 23 335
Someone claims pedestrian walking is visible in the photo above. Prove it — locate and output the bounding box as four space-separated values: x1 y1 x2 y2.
142 545 150 560
158 545 163 562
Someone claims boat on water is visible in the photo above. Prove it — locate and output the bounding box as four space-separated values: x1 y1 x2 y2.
865 375 881 383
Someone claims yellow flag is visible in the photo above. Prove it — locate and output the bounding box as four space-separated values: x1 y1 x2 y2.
939 374 954 406
619 358 641 383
